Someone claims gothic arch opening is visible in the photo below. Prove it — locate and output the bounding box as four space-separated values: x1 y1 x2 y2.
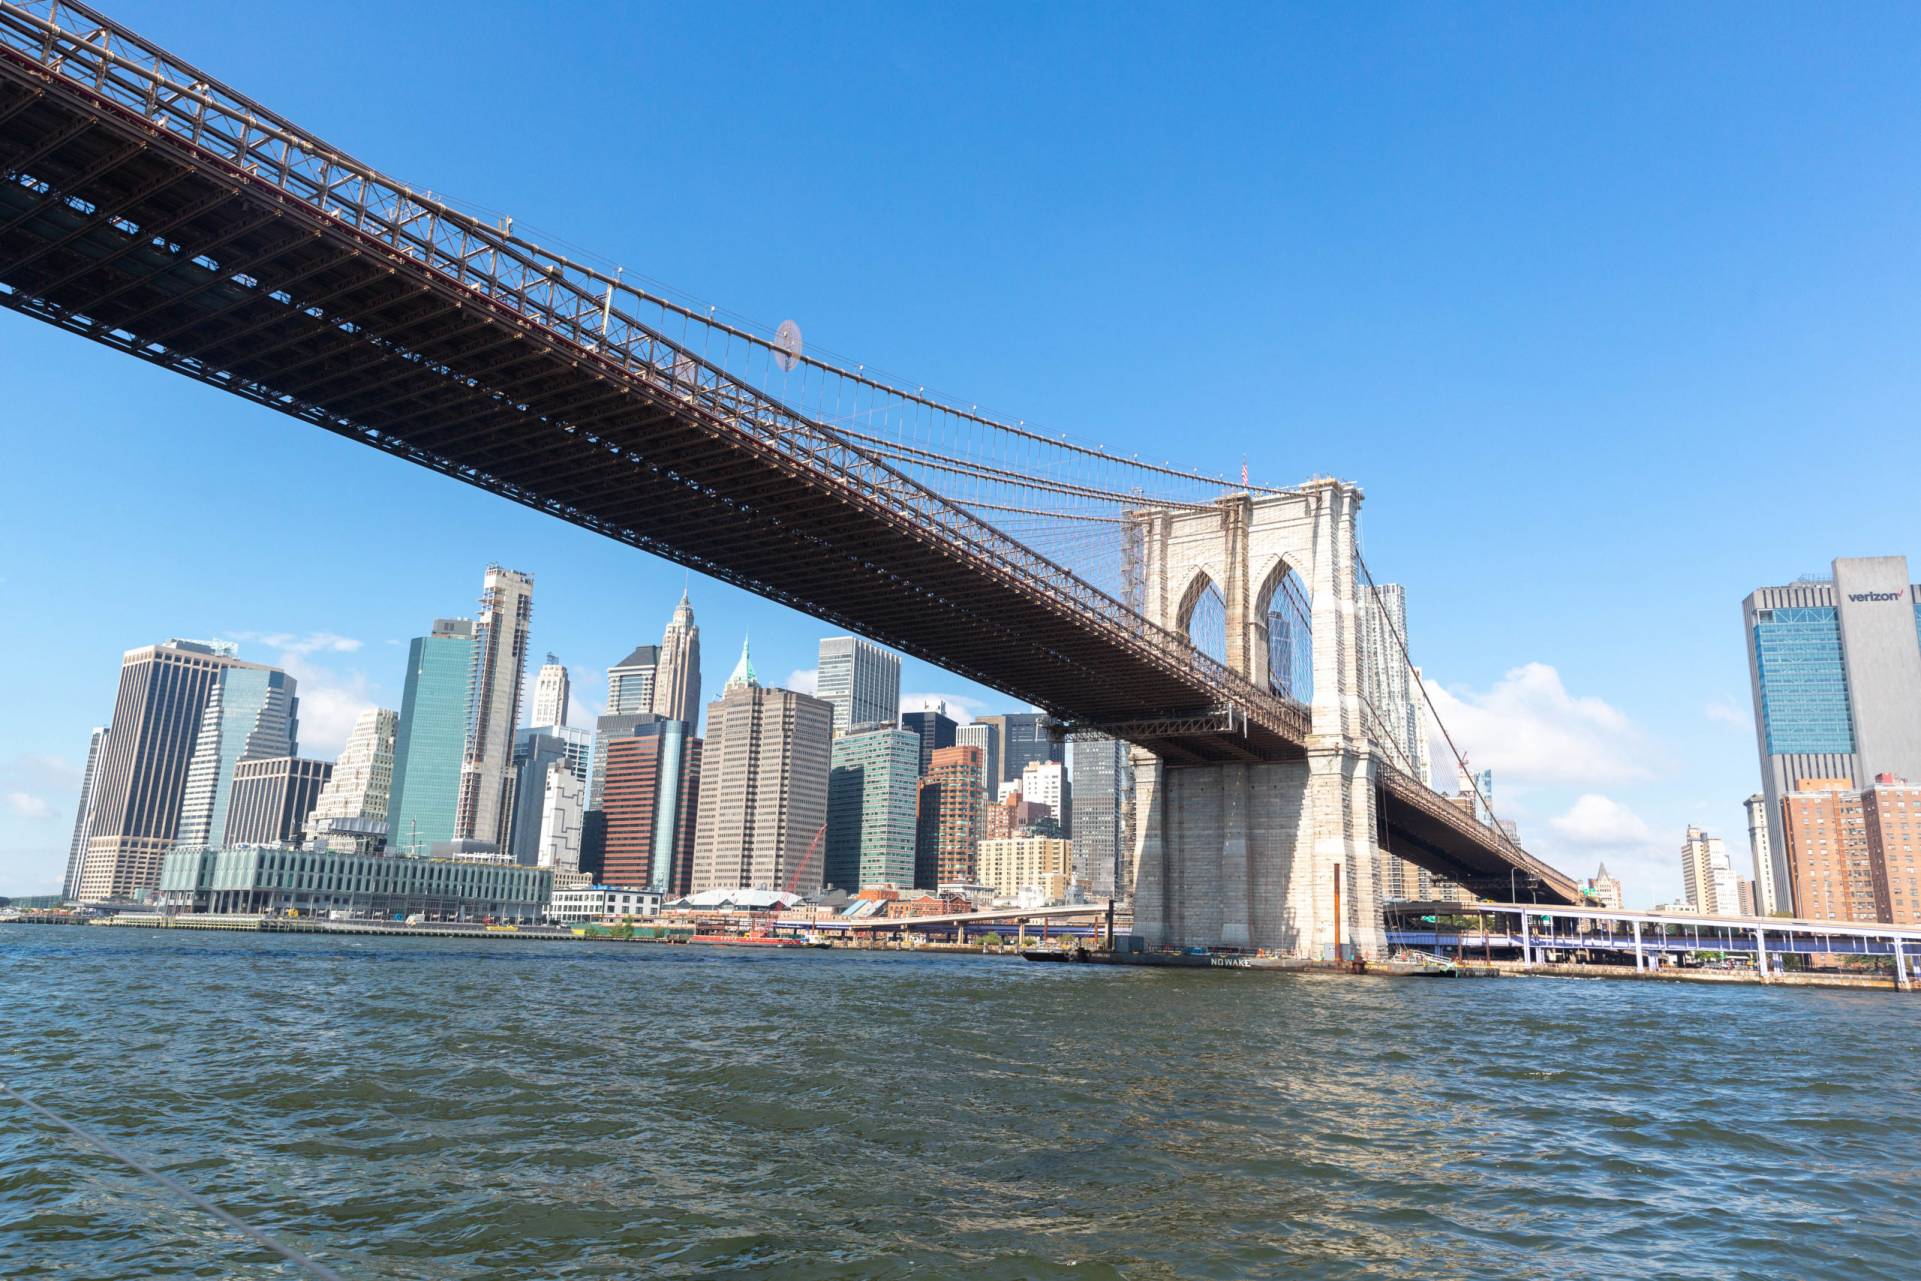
1176 568 1227 668
1254 558 1312 703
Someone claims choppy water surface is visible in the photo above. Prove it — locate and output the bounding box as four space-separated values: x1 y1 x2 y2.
3 930 1919 1280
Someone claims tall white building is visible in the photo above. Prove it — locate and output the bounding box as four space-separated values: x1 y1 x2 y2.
455 566 533 852
651 590 702 723
1744 793 1779 915
536 761 584 875
1680 825 1739 917
530 655 570 728
816 636 901 737
304 707 398 852
61 727 107 902
175 664 299 849
1020 759 1069 828
607 645 658 716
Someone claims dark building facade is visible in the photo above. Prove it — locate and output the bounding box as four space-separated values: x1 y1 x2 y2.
915 745 984 889
224 756 332 846
901 705 958 778
599 722 702 894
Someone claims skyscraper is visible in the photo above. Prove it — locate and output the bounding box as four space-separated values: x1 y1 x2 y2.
77 640 252 902
1864 774 1921 925
690 640 832 894
652 591 702 723
1744 556 1921 912
915 744 984 889
388 618 477 857
1743 793 1779 916
816 637 900 736
174 663 299 849
456 566 534 852
1680 825 1739 917
530 655 570 728
535 762 585 879
224 757 331 845
61 726 106 902
607 644 659 716
304 707 397 854
956 722 1000 797
1779 779 1875 922
1020 759 1070 833
1580 863 1624 910
1069 731 1131 900
981 712 1062 789
598 720 702 893
1360 584 1424 772
1359 585 1440 901
506 725 591 865
826 724 920 890
901 702 958 778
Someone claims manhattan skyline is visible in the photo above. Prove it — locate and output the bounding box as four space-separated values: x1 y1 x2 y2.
4 1 1920 907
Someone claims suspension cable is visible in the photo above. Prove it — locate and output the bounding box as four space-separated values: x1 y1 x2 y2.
1352 548 1532 869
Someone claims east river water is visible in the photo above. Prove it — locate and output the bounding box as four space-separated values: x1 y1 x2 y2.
2 929 1918 1280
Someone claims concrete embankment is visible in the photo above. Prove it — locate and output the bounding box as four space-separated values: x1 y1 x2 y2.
1498 959 1911 992
89 913 580 942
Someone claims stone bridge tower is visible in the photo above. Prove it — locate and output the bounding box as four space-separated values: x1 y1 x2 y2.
1127 478 1387 959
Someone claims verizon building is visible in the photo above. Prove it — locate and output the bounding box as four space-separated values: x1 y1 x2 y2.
1744 556 1921 913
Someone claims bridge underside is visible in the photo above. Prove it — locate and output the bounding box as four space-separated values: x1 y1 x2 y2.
0 37 1576 911
0 51 1300 768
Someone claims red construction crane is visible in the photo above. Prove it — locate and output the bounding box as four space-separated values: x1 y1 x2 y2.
783 823 829 896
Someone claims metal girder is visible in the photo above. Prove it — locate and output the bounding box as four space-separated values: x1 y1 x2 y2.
0 0 1580 903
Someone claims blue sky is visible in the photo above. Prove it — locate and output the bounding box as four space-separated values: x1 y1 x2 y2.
3 1 1918 903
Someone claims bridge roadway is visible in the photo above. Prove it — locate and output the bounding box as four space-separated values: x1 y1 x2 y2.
0 1 1575 905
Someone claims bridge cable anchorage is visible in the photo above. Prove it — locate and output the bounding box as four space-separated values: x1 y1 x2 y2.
0 1080 349 1281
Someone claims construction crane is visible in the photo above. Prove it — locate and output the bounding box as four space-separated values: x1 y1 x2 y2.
783 824 829 896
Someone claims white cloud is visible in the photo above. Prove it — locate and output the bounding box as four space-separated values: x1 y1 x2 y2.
234 631 380 759
1424 662 1650 786
229 631 363 657
1548 794 1653 847
786 667 819 696
900 692 985 724
566 667 605 730
1704 698 1749 730
283 657 377 759
20 754 80 782
5 792 53 820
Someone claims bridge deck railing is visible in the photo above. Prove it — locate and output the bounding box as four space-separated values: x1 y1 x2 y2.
6 2 1563 887
0 0 1313 747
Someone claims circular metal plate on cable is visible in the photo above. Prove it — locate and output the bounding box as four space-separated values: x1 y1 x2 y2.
774 319 803 372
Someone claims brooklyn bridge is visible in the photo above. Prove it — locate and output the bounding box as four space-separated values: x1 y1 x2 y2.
0 0 1578 956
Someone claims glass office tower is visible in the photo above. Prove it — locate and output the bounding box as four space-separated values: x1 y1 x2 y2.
388 619 477 857
1744 556 1921 912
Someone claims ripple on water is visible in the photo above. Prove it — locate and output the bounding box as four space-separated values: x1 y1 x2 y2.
3 931 1920 1279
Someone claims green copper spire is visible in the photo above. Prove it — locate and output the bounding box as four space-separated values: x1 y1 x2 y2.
724 633 758 692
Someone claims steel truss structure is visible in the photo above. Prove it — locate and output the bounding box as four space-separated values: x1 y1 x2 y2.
0 0 1578 904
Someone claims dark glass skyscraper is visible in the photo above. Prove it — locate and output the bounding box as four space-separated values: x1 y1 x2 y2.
901 704 957 778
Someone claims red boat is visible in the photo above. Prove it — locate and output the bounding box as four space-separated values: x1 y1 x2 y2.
691 933 819 948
